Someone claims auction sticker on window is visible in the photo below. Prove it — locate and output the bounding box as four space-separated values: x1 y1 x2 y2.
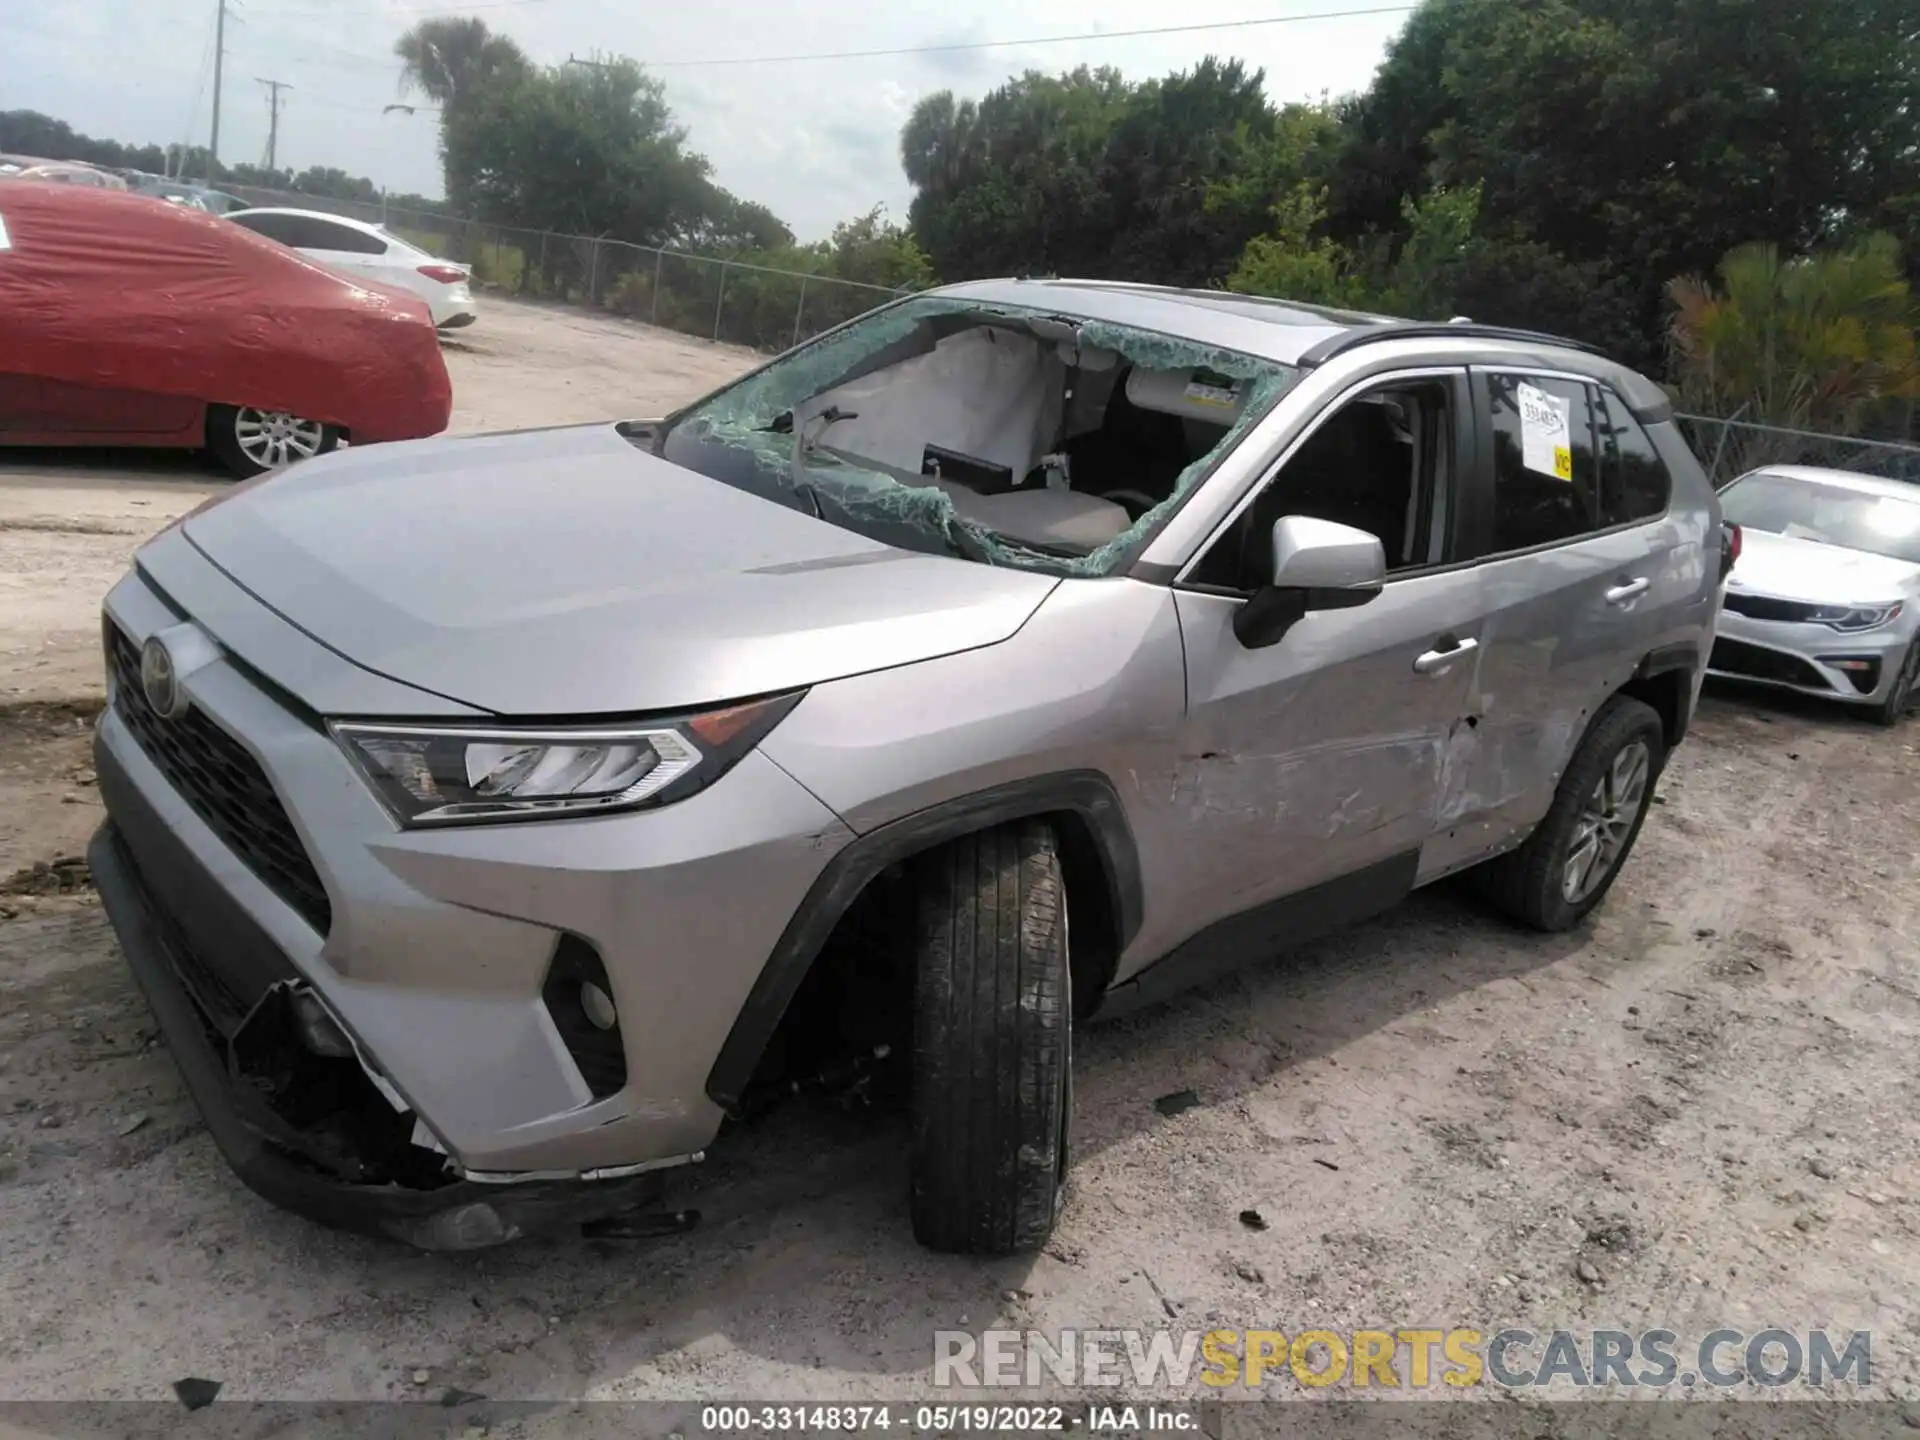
1517 381 1572 480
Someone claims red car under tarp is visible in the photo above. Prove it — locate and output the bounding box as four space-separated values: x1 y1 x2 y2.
0 182 450 446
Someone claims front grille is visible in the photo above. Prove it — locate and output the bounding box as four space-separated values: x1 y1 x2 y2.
1710 637 1832 691
106 622 333 933
1722 592 1825 623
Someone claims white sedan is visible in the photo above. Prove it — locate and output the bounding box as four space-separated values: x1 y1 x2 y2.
226 207 477 330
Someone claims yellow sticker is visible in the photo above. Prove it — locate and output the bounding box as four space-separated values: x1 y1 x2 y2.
1553 446 1572 481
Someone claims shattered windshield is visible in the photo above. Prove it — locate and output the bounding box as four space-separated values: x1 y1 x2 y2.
659 295 1299 576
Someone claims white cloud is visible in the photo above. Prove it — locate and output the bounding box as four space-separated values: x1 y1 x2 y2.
2 0 1410 240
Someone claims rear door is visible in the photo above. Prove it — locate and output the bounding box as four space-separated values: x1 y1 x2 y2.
1424 368 1676 874
285 215 394 286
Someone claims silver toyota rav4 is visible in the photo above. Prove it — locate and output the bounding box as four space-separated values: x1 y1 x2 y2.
91 281 1724 1254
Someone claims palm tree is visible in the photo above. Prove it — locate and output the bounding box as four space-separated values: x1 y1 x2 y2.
393 17 527 110
1667 235 1920 441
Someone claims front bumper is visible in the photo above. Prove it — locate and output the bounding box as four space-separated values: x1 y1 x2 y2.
93 552 855 1239
1708 607 1911 705
89 816 663 1249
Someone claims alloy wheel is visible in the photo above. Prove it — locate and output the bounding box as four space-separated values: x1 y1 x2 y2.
233 407 326 470
1562 739 1652 904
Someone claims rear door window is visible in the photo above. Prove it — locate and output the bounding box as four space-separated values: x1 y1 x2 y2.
1483 373 1600 552
1596 388 1672 525
230 211 300 245
296 217 388 255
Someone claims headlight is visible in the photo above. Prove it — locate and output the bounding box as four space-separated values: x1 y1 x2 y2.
331 692 803 827
1808 602 1903 632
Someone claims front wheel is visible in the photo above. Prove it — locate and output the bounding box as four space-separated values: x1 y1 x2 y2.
1873 641 1918 727
908 820 1071 1256
207 404 340 478
1474 694 1665 932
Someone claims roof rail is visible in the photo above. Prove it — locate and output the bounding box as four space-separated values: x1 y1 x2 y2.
1297 321 1605 366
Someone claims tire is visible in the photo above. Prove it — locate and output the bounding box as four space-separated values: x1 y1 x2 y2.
908 820 1071 1256
1873 641 1918 727
207 404 340 478
1474 694 1666 932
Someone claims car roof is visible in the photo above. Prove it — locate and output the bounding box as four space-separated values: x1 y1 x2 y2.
232 206 386 236
926 276 1666 410
1745 465 1920 501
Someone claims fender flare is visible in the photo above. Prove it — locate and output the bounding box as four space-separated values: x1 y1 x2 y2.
704 770 1144 1113
1632 640 1702 746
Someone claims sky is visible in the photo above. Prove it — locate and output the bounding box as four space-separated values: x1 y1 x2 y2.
6 0 1416 241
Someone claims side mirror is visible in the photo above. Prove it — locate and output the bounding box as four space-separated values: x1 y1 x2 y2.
1232 515 1387 650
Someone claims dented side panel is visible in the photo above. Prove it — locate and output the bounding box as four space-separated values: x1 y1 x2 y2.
1152 564 1485 969
1419 516 1701 880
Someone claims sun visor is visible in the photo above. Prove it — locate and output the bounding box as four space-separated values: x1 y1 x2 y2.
1125 365 1249 424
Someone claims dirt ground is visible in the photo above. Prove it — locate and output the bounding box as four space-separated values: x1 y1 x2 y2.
3 298 1919 1414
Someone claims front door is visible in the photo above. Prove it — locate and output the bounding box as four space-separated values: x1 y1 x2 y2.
1144 369 1482 994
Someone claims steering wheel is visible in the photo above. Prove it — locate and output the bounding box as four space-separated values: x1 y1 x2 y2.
1101 489 1161 521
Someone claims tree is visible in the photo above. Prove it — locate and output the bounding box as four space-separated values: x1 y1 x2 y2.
0 110 167 174
1667 235 1920 437
1225 184 1368 309
902 59 1335 288
394 16 529 110
1323 0 1920 366
904 67 1130 281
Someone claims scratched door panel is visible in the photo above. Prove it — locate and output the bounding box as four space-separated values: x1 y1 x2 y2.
1169 561 1484 936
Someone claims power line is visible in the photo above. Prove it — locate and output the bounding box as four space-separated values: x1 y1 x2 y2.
647 8 1420 68
241 5 1419 75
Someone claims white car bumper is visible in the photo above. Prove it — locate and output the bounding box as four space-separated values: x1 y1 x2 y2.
1709 605 1912 705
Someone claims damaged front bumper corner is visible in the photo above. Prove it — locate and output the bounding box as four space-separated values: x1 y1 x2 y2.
88 822 670 1250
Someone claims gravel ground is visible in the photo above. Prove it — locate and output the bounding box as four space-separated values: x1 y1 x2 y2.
1 299 1917 1415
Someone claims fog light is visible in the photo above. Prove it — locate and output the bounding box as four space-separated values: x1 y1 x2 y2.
290 989 353 1058
580 981 618 1032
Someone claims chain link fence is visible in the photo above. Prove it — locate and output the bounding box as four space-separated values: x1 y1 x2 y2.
220 185 912 353
1676 413 1920 488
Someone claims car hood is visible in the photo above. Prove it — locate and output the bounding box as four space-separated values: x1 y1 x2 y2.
181 423 1060 715
1727 528 1920 605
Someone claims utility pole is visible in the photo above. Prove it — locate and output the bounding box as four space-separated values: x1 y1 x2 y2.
257 78 291 171
207 0 226 186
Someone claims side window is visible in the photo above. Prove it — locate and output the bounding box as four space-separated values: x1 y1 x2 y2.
1596 388 1672 525
1485 373 1600 552
1188 377 1456 591
302 218 387 255
231 212 298 245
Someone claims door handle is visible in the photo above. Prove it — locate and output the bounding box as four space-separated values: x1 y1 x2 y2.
1605 577 1650 605
1413 635 1478 675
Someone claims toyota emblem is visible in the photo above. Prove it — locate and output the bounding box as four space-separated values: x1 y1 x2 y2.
140 636 181 718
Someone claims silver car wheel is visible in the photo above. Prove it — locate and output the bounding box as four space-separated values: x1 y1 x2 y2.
233 407 326 470
1562 738 1651 904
